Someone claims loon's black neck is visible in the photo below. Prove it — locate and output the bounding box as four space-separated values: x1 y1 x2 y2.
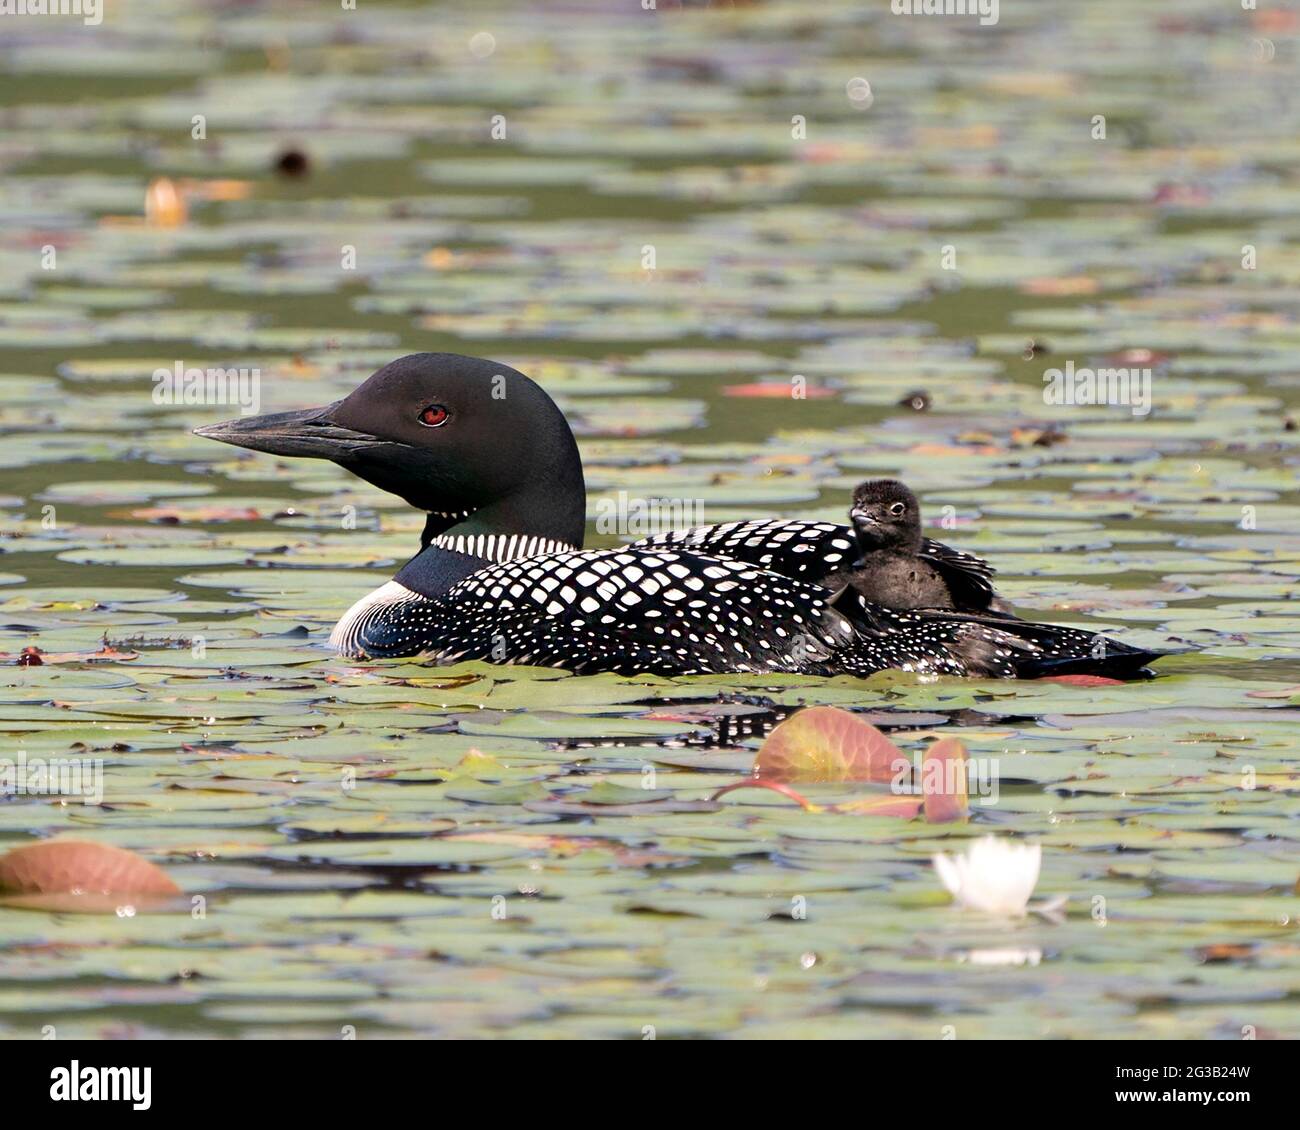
393 543 494 600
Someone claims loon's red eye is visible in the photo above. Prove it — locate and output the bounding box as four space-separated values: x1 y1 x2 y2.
419 404 449 427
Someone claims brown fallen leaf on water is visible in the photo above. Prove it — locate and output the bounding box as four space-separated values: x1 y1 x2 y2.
4 646 138 665
101 177 248 230
921 737 969 824
1195 943 1257 964
722 382 836 399
1020 275 1099 296
711 706 969 823
1010 426 1067 448
0 841 180 914
1252 8 1298 31
917 123 999 148
1246 685 1300 699
1107 348 1171 367
144 176 186 227
127 505 264 523
755 705 905 783
184 178 253 202
910 442 1003 457
1152 183 1211 206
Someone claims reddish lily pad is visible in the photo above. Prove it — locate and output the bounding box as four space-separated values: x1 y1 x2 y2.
0 840 180 912
921 738 970 824
755 706 906 783
1037 674 1127 687
721 382 837 399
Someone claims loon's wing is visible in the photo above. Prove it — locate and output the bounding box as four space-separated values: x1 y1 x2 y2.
916 537 998 611
836 595 1168 680
630 520 858 585
331 546 857 675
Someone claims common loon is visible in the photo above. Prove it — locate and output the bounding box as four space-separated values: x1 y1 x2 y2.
194 353 1165 679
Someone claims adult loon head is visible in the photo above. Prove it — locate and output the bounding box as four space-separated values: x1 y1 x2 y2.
194 352 587 553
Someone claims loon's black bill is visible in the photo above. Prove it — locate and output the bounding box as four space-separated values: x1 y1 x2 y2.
193 403 383 459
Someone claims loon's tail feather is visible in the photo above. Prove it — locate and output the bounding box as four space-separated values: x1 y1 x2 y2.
830 591 1169 680
918 610 1168 680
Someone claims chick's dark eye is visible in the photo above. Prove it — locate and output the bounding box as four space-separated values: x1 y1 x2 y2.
419 404 449 427
889 502 905 515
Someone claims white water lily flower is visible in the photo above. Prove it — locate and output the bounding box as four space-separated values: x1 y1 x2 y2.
960 947 1042 967
932 836 1043 916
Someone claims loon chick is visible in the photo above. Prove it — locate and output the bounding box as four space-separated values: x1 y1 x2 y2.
635 483 998 611
823 479 999 612
194 352 1166 679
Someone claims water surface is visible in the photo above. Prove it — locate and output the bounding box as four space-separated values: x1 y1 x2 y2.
0 0 1297 1039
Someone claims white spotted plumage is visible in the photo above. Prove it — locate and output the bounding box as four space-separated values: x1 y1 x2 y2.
331 546 859 675
632 519 858 582
330 524 1157 678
